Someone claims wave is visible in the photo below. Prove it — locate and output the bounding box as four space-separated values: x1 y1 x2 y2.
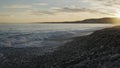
0 29 94 48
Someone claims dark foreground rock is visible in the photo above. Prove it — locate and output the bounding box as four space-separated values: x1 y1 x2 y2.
0 26 120 68
35 26 120 68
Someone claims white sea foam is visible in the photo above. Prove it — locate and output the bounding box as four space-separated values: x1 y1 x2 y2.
0 24 113 47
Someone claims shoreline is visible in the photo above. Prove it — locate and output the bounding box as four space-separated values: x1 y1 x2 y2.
0 26 120 68
36 26 120 68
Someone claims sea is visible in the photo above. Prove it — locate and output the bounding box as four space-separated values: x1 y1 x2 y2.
0 23 113 48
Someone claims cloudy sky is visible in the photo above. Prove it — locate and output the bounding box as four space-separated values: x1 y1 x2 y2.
0 0 120 23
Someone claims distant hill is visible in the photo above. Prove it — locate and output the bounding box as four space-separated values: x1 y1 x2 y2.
37 17 120 23
77 17 120 23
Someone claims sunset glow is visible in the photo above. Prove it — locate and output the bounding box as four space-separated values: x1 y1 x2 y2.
115 12 120 18
0 0 119 23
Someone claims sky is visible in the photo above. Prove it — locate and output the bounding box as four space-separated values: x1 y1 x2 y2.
0 0 120 23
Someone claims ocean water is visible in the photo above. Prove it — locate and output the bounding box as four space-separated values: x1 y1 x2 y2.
0 23 113 48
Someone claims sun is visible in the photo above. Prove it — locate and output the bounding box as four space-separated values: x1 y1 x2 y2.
115 12 120 18
115 13 120 18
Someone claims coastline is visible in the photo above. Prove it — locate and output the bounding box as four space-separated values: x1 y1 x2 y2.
0 26 120 68
35 26 120 68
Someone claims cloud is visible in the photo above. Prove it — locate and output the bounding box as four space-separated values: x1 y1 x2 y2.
1 4 32 9
33 3 48 6
80 0 120 15
0 14 10 16
58 7 93 12
30 7 113 16
30 10 55 15
55 7 85 12
90 0 120 7
54 7 112 15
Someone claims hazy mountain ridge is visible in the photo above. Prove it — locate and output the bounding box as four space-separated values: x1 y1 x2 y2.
37 17 120 23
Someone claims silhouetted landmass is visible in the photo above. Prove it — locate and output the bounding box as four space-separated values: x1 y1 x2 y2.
0 26 120 68
37 17 120 24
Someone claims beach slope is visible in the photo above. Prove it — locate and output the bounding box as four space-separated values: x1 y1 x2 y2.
37 26 120 68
